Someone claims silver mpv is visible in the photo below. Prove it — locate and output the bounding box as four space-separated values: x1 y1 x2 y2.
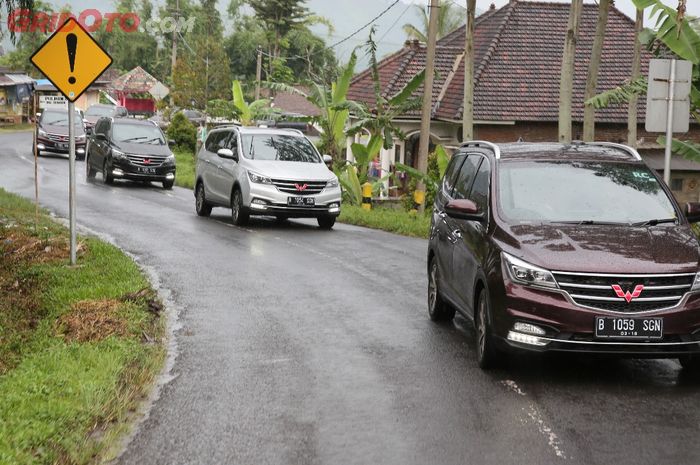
194 126 342 229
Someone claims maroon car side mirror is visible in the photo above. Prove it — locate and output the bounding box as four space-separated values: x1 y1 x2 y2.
444 199 484 222
685 203 700 223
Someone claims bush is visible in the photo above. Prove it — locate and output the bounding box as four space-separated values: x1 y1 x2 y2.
167 112 197 152
401 151 440 211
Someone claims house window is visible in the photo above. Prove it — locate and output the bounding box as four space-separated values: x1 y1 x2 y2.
671 178 683 191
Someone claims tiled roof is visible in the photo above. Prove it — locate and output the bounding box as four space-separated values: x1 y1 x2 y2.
347 0 652 124
111 66 162 94
261 86 322 117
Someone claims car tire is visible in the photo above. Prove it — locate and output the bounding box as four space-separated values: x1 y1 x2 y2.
195 182 212 217
476 288 502 370
163 180 174 190
103 161 114 185
679 355 700 371
85 155 96 180
428 258 455 322
231 188 249 226
317 215 336 230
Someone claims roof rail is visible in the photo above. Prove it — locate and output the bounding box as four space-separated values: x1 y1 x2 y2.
578 142 643 161
460 140 501 159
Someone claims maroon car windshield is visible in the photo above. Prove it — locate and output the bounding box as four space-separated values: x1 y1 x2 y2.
498 160 677 224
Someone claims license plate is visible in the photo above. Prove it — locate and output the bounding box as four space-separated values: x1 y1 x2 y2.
287 196 314 206
595 317 663 340
137 166 157 174
57 143 67 149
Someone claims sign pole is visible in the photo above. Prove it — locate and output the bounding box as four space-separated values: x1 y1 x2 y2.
68 101 76 265
33 92 39 228
663 59 676 185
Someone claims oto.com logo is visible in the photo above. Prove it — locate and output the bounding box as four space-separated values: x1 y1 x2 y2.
8 9 196 34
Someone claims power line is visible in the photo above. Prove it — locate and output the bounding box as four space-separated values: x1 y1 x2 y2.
327 0 402 49
379 1 413 43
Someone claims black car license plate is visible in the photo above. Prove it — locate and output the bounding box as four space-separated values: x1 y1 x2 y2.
137 166 157 174
288 197 314 206
57 142 67 150
595 317 663 339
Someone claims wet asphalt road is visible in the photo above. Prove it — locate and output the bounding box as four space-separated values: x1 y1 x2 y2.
2 131 700 465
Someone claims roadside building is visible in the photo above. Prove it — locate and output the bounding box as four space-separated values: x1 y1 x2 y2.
110 66 169 116
0 66 34 124
347 0 700 200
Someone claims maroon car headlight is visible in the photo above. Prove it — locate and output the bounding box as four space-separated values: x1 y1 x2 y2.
502 252 559 289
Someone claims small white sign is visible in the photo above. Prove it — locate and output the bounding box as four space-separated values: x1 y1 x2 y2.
39 94 68 110
645 59 692 133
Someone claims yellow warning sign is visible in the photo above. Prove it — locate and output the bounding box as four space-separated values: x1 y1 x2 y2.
30 18 112 102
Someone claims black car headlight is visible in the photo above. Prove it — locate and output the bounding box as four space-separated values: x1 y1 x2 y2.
502 252 558 289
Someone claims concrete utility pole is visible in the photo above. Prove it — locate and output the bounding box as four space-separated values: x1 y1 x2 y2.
255 46 263 101
628 8 643 148
462 0 476 142
417 0 440 212
171 0 180 81
558 0 583 143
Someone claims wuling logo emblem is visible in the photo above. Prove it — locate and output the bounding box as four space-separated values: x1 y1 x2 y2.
143 158 151 165
295 183 308 192
611 284 644 303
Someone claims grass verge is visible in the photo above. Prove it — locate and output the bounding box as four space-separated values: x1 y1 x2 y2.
174 148 195 189
338 204 430 238
0 123 34 133
0 188 165 465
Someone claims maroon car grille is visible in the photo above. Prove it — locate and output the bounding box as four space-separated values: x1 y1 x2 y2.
552 272 695 313
271 179 327 195
46 133 68 142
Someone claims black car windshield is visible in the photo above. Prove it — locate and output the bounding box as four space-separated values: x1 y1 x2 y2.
85 106 115 117
498 161 677 224
241 134 321 163
41 110 82 126
112 123 165 145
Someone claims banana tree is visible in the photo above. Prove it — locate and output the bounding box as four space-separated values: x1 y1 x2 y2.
264 51 358 161
587 0 700 161
232 80 277 126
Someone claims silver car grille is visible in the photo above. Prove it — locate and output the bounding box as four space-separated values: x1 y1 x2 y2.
271 179 327 195
552 271 695 313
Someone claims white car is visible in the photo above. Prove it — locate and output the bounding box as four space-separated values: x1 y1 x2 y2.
195 126 342 229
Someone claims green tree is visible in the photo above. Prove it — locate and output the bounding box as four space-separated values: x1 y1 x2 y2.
402 2 465 43
0 1 53 75
247 0 310 60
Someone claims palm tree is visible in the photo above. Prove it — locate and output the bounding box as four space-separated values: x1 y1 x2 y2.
403 2 465 42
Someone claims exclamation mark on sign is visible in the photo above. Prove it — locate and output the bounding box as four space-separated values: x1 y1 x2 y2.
66 33 77 85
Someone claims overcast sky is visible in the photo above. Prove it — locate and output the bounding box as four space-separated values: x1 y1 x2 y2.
408 0 700 22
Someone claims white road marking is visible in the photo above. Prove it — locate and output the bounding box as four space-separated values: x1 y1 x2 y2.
500 379 567 459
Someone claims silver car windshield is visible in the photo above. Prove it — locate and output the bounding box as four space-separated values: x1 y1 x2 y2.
241 134 321 163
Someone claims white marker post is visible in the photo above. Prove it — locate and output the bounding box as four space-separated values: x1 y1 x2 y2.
68 101 76 265
663 59 676 185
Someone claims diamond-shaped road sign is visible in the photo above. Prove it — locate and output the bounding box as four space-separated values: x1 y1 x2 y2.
30 18 112 102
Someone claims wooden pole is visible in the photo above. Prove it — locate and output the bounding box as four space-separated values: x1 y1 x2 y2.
628 8 643 148
583 0 611 141
416 0 440 212
462 0 476 142
558 0 583 143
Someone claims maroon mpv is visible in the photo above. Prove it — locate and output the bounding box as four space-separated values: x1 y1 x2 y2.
427 141 700 369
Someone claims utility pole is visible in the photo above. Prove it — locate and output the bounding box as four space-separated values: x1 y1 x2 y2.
628 8 643 148
417 0 440 212
171 0 180 81
583 0 611 141
462 0 476 142
255 46 262 101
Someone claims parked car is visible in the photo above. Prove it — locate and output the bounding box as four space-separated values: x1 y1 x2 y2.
83 104 128 133
428 141 700 370
34 108 87 159
195 126 340 229
85 117 176 189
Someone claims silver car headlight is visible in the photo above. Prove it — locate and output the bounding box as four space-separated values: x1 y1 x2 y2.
692 272 700 291
502 252 558 289
326 178 339 188
248 170 272 184
38 128 47 137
